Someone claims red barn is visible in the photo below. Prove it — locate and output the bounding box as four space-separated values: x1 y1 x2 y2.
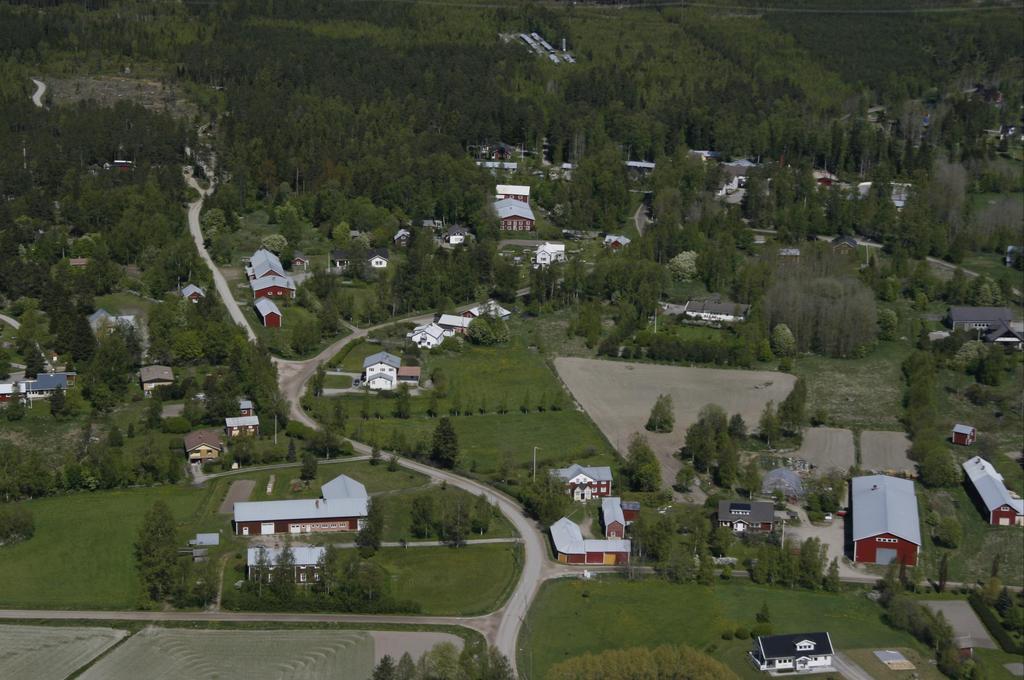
234 474 368 536
852 475 921 566
251 276 296 299
620 500 640 523
962 456 1024 526
601 497 626 538
952 423 976 446
254 298 282 328
550 517 630 565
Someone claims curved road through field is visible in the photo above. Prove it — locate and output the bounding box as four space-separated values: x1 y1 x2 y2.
30 78 46 108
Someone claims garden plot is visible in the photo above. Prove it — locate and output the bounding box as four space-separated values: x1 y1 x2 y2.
555 358 795 489
0 624 127 680
860 431 915 474
792 427 856 474
78 627 375 680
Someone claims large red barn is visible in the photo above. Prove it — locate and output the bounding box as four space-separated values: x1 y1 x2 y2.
852 475 921 566
550 517 630 565
962 456 1024 526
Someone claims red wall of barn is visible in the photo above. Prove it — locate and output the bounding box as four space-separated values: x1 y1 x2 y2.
235 517 360 535
952 431 974 446
254 286 293 299
561 552 585 564
854 533 918 566
606 521 625 538
263 313 281 328
990 507 1021 525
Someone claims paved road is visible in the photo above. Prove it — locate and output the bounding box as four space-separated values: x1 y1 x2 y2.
0 313 20 329
30 78 46 107
183 167 257 342
633 202 649 236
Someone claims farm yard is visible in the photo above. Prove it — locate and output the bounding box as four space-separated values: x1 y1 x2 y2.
860 430 914 474
554 358 795 489
77 628 375 680
0 624 128 680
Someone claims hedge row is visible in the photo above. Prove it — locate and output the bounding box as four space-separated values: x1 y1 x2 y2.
968 591 1024 654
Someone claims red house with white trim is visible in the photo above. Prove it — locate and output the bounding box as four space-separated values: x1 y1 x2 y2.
852 475 921 566
952 424 976 446
962 456 1024 526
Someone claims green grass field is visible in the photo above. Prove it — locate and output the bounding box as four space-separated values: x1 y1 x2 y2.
333 340 384 372
324 374 353 389
372 485 516 542
520 578 928 679
793 341 913 431
373 543 520 616
0 485 207 608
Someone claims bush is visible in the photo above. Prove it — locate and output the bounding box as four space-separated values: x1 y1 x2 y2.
0 505 34 545
720 629 734 640
285 421 316 440
161 416 191 434
734 627 749 640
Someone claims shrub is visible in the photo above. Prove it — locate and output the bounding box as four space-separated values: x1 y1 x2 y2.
0 505 34 545
161 416 191 434
285 421 315 439
720 629 734 640
734 627 750 640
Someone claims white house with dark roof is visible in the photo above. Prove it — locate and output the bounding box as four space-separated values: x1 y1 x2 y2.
407 322 450 349
750 632 835 673
962 456 1024 526
362 351 401 391
852 475 921 566
947 306 1013 333
550 464 613 501
368 248 389 269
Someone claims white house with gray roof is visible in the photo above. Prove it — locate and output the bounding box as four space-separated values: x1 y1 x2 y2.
247 545 326 584
852 475 921 566
407 322 450 349
362 351 401 391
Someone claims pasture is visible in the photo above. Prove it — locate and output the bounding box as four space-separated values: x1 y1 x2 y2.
554 357 794 489
0 624 127 680
77 628 375 680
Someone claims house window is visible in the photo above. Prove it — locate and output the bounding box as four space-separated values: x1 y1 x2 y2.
299 572 307 583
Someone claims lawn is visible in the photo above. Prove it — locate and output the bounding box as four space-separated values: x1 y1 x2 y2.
844 647 946 680
918 486 1024 586
245 459 431 502
333 340 386 372
792 340 913 431
324 374 353 389
935 363 1024 457
372 543 520 616
520 578 928 679
0 484 208 608
372 485 516 542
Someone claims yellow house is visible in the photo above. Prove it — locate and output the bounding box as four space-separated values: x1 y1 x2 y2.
184 429 224 463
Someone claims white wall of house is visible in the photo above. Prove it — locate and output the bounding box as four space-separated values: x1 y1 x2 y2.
369 257 388 269
364 362 398 390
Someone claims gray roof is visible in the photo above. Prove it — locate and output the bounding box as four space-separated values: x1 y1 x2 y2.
550 464 614 483
234 496 368 523
962 456 1024 515
684 299 750 318
761 468 805 497
247 545 326 567
851 475 921 545
20 373 68 391
225 415 259 428
985 321 1023 343
363 351 400 370
239 399 254 410
602 497 625 527
952 423 975 435
494 198 535 221
254 298 281 317
248 248 286 279
250 275 295 292
190 533 220 546
180 283 205 298
948 306 1012 326
549 517 631 555
320 474 368 501
717 500 775 525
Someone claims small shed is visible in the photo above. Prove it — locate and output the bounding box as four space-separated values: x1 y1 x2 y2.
952 424 976 446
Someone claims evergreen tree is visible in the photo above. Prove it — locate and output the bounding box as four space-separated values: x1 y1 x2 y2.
430 417 459 469
357 502 384 555
395 653 416 680
410 495 436 538
287 438 297 462
269 543 296 602
471 493 494 535
625 433 661 492
49 389 66 419
372 655 396 680
938 552 949 593
134 500 178 601
778 378 807 433
824 558 841 592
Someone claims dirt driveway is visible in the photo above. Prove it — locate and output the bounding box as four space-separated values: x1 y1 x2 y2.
860 431 914 474
554 358 795 492
922 601 997 649
218 480 255 515
793 428 855 474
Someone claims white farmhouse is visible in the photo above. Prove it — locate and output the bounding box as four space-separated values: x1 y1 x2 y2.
750 632 835 673
534 242 566 267
407 322 450 349
362 351 401 390
368 248 389 269
683 299 751 323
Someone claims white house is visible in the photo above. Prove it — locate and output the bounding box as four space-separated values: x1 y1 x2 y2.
535 242 566 267
407 322 450 349
368 249 389 269
683 299 751 323
495 184 530 203
750 632 834 673
445 226 468 245
362 351 401 390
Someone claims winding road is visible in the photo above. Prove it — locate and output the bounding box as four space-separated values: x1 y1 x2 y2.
0 313 20 330
30 78 46 108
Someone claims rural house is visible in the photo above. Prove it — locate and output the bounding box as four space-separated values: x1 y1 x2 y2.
225 415 260 437
550 517 631 565
88 309 138 333
852 475 921 566
603 234 631 250
247 546 325 584
246 248 288 280
494 198 535 231
393 229 410 247
750 632 835 673
464 300 512 320
445 226 468 245
180 283 205 303
534 242 566 266
495 184 530 203
436 314 472 335
717 500 775 533
239 399 255 417
233 474 369 536
983 321 1023 350
254 298 282 328
0 383 13 402
139 365 174 396
368 248 389 269
250 275 296 300
683 299 750 323
830 235 858 255
947 306 1012 333
601 497 627 538
291 253 310 271
951 423 976 446
962 456 1024 526
184 430 224 463
17 373 70 400
397 366 421 385
362 351 401 391
550 464 613 501
620 500 640 523
407 322 449 349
